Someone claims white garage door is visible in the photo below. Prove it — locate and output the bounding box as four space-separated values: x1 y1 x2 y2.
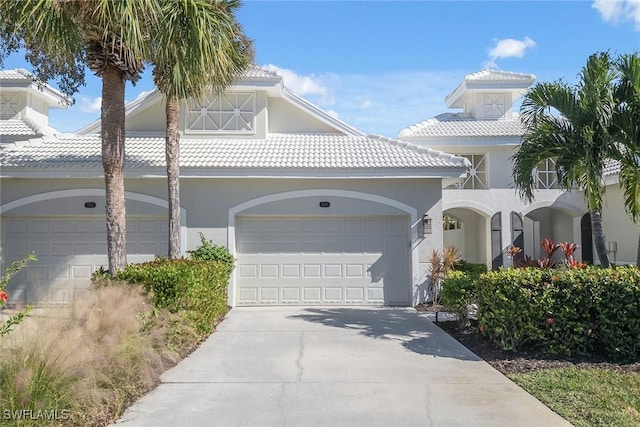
2 216 167 304
236 216 410 306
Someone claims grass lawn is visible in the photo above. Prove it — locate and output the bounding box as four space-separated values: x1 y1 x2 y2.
509 368 640 427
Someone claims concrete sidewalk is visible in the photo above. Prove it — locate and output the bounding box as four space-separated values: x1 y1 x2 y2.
113 307 571 427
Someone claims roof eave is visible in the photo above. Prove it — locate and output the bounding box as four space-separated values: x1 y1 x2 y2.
0 166 468 179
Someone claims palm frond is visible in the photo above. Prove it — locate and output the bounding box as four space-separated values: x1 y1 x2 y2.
151 0 252 100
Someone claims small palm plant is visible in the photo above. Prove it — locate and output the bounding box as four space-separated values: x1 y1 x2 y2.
427 246 460 305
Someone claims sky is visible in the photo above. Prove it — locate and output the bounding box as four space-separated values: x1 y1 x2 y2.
3 0 640 138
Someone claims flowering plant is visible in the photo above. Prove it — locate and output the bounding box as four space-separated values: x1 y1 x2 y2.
0 253 37 337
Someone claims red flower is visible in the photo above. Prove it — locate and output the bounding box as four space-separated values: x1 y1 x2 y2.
546 318 554 325
0 290 7 304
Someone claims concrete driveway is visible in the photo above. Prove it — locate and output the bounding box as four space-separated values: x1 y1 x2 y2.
113 307 571 427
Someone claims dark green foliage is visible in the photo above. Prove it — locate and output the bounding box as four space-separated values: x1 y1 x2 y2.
452 260 487 278
117 258 232 336
441 271 477 326
476 266 640 361
187 233 235 275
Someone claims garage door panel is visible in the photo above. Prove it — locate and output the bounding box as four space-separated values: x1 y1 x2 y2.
236 216 409 306
3 216 166 305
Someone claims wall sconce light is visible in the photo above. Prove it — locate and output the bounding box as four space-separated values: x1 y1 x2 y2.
84 202 97 209
422 214 432 236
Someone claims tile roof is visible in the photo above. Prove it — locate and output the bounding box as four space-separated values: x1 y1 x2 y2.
0 119 38 136
243 66 281 80
398 113 525 139
0 68 71 106
0 133 469 173
464 69 536 83
0 69 34 80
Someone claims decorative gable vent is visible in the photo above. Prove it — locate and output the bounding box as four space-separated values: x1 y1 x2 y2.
185 92 255 134
0 93 21 120
535 158 559 189
483 94 505 119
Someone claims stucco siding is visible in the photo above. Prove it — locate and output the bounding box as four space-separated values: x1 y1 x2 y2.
601 185 640 264
268 98 340 133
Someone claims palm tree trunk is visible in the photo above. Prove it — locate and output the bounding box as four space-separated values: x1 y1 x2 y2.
589 209 610 268
166 95 181 259
101 65 128 274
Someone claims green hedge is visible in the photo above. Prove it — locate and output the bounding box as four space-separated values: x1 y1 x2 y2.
441 271 477 326
117 259 232 336
476 266 640 362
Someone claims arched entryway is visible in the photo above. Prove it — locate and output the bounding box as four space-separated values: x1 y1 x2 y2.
443 207 491 269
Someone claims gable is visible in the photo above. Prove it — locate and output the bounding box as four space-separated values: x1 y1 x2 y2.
268 98 341 133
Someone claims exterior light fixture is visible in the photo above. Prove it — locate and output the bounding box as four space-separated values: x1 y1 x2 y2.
84 202 97 209
319 201 330 208
422 214 432 236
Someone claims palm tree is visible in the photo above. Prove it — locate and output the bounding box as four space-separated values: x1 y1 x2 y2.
0 0 158 274
151 0 251 259
513 52 618 267
613 52 640 266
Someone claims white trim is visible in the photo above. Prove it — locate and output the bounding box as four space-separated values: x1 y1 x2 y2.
226 189 418 307
442 200 495 218
281 87 364 136
1 188 187 256
521 200 584 217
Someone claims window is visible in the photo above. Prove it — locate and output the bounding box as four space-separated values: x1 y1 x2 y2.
185 92 254 133
535 158 559 189
0 93 20 119
446 154 487 189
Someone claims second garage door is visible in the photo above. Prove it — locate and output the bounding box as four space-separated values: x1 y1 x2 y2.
236 216 410 306
3 216 167 304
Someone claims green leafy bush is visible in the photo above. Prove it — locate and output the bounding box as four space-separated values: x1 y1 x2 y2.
452 260 487 278
476 268 549 351
476 266 640 361
188 233 235 275
441 271 476 326
591 267 640 361
117 259 231 336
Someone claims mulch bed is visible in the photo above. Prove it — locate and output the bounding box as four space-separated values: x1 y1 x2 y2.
415 303 640 375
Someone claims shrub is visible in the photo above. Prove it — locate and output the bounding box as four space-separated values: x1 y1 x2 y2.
188 233 235 275
476 268 550 351
452 260 487 279
591 266 640 361
117 259 231 336
476 266 640 361
441 271 476 326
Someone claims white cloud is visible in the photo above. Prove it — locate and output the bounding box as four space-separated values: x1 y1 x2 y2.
289 70 463 137
262 64 328 97
78 96 102 113
484 37 536 69
593 0 640 30
325 109 340 119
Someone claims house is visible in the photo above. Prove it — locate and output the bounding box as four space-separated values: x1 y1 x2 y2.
398 69 638 268
0 67 469 307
